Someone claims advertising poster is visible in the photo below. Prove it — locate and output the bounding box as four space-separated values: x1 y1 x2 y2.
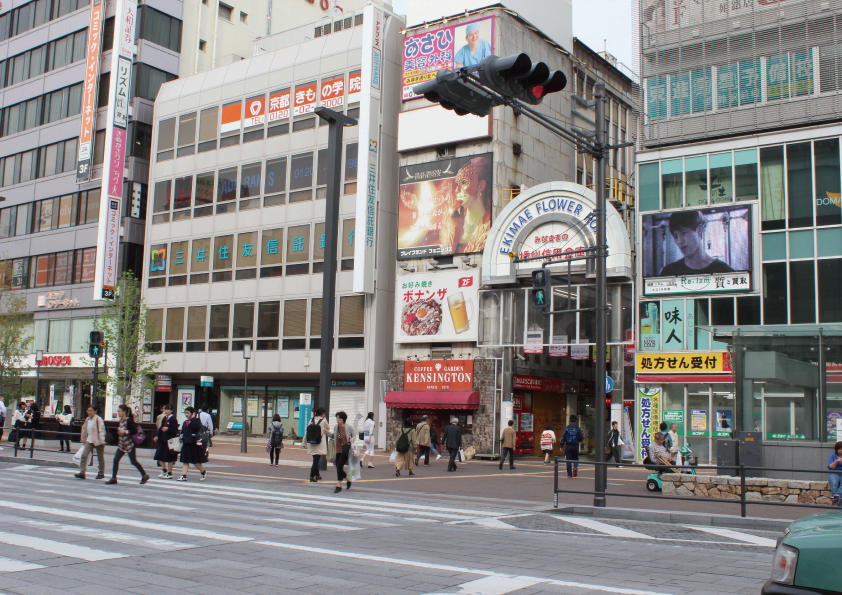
402 16 495 100
396 270 478 343
636 351 732 373
76 0 104 183
268 89 291 122
828 411 842 440
549 335 568 357
570 345 590 360
524 326 544 354
398 153 493 258
220 101 242 134
622 406 635 458
293 81 318 116
661 299 685 350
715 409 733 437
244 96 265 127
662 410 684 436
637 386 661 462
690 409 708 436
277 397 290 418
320 74 345 108
247 396 259 417
640 301 660 351
641 205 752 295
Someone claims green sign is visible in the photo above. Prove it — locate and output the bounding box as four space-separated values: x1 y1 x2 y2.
663 410 684 435
766 433 807 441
689 430 710 437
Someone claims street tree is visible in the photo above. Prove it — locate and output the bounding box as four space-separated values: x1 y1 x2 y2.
0 262 32 400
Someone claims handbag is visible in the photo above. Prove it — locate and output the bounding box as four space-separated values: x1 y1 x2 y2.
7 429 16 443
389 450 397 463
326 437 336 463
168 436 182 452
72 445 85 463
132 426 146 445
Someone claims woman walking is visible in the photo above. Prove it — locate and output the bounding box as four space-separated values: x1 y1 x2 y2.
394 419 417 477
56 406 73 452
153 403 179 478
361 411 375 469
430 425 441 461
328 411 355 493
178 407 207 481
266 414 284 466
305 408 329 482
105 405 149 485
540 424 556 465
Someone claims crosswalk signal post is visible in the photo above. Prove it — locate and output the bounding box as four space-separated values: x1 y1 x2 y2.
89 330 104 413
531 268 551 312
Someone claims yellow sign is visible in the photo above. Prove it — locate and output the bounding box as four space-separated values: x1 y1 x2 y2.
635 352 732 373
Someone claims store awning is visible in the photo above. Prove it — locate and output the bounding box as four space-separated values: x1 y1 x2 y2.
385 391 480 410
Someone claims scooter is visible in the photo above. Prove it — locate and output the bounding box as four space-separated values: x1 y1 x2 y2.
646 443 697 492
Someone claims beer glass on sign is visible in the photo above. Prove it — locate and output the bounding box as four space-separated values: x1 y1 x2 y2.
447 292 473 334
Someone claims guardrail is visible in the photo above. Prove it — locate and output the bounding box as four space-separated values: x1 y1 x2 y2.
553 458 841 517
8 428 76 459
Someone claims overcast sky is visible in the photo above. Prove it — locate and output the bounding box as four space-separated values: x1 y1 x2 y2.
390 0 634 69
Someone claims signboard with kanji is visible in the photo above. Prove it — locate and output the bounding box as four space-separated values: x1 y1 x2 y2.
635 351 733 374
637 386 661 462
76 0 104 183
395 269 478 343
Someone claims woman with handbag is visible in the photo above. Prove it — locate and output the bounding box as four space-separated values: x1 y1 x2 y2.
56 406 73 452
361 411 376 469
327 411 355 493
153 403 179 478
105 405 149 485
178 407 208 482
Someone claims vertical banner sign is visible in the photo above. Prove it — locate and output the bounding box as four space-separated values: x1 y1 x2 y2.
320 74 345 108
76 0 105 183
636 386 661 462
353 5 384 294
267 89 291 122
93 0 136 300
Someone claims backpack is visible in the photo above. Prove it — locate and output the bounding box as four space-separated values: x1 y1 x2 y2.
395 429 410 453
196 424 210 446
540 432 553 447
270 424 284 447
306 420 322 445
564 426 580 446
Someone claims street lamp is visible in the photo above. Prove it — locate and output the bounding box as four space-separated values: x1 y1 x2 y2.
34 349 43 408
240 344 251 453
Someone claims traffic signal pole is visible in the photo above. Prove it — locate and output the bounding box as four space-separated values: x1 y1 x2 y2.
593 82 608 508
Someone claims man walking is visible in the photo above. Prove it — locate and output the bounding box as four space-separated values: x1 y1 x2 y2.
499 419 516 470
414 415 432 466
605 420 621 466
0 396 6 449
75 405 106 480
560 415 584 478
442 417 462 472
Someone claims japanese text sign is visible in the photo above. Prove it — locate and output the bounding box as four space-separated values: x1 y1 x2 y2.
637 386 661 461
395 269 478 343
635 352 733 374
244 96 265 127
76 0 104 183
293 82 318 116
268 89 291 122
320 74 345 108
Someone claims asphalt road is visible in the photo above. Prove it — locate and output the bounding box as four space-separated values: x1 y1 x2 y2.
0 460 779 594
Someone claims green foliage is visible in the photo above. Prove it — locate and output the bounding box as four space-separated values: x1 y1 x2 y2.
0 266 32 400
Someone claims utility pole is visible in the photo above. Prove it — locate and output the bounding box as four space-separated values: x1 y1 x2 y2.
593 82 608 508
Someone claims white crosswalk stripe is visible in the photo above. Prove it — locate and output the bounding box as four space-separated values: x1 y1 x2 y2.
0 557 45 572
0 531 125 561
35 489 197 511
17 520 194 552
684 525 778 547
557 517 653 539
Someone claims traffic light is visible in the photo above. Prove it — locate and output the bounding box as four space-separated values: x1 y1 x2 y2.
478 54 567 105
89 330 104 359
413 69 495 117
531 268 551 311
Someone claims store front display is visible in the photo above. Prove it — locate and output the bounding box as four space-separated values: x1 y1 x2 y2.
221 386 313 437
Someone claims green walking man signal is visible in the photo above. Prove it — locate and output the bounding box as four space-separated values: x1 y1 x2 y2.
531 268 551 312
89 330 104 359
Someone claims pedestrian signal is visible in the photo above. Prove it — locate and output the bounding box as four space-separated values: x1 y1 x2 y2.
89 330 104 359
531 269 550 311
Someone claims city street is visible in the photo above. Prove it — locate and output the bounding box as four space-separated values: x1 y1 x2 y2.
0 457 779 595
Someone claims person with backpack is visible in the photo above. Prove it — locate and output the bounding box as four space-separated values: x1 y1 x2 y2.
540 424 556 465
560 415 584 478
105 405 149 485
442 417 462 472
394 419 417 477
414 415 432 466
305 407 329 482
178 407 208 482
266 414 284 466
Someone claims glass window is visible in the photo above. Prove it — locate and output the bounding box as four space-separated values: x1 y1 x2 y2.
82 189 99 224
338 295 364 335
344 142 358 194
34 319 48 352
232 303 254 338
213 235 234 270
639 162 659 211
217 167 237 202
70 317 94 352
317 148 329 186
762 232 786 261
177 112 196 156
763 262 787 324
709 152 732 204
153 180 171 213
146 309 164 343
790 261 816 324
342 219 355 259
53 250 71 285
186 306 207 340
734 149 758 202
760 146 785 231
818 227 842 257
261 228 284 266
166 307 184 341
138 5 182 53
264 157 287 206
787 142 813 229
286 224 310 263
819 259 842 322
283 299 307 336
195 172 214 207
290 152 314 190
737 295 761 325
48 319 70 352
789 230 814 259
257 301 280 337
198 106 218 152
173 175 193 210
148 243 167 278
191 238 210 272
220 100 241 147
310 298 322 336
661 159 682 209
133 64 176 101
314 222 325 262
237 231 257 268
240 162 261 198
684 155 707 207
169 240 188 276
814 138 841 227
209 304 230 339
157 118 175 160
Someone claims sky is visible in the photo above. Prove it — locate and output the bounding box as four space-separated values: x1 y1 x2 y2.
389 0 634 69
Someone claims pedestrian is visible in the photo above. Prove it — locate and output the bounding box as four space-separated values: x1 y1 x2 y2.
56 405 73 452
0 395 6 448
540 424 556 465
414 415 432 466
560 415 584 478
199 405 214 452
605 421 621 466
660 422 672 451
266 413 284 466
74 405 106 480
827 441 842 505
177 406 208 482
328 411 355 493
430 425 441 461
442 417 462 472
105 405 149 485
305 407 329 482
361 411 376 469
153 403 179 478
499 419 516 470
21 402 40 450
668 423 680 463
394 419 416 477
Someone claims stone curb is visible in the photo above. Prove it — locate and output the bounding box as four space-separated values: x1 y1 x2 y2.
549 504 793 532
0 455 78 469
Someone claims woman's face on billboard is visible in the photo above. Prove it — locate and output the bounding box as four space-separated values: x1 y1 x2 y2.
670 225 703 257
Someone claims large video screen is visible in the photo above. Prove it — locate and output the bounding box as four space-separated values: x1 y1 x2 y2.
397 153 493 259
641 205 752 295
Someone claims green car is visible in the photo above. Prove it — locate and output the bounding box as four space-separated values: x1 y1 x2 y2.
762 511 842 594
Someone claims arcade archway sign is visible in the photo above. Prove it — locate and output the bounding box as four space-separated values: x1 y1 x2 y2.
481 181 632 285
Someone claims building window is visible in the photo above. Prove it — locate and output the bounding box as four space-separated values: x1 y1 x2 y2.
256 301 279 350
137 5 182 53
218 3 232 21
260 228 284 278
236 231 258 278
190 237 211 283
282 299 307 350
198 106 218 153
239 11 247 23
213 235 234 282
217 167 238 214
177 112 197 157
264 157 287 206
285 224 310 276
338 295 364 348
152 180 171 224
309 298 322 349
289 152 314 203
194 172 215 216
220 100 242 148
232 302 254 351
157 118 176 162
147 309 163 349
344 143 358 194
186 305 207 351
199 39 207 52
132 64 177 102
165 307 184 351
173 175 193 220
209 304 230 351
239 162 261 210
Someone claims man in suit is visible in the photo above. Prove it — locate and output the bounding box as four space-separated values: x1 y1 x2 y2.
441 417 462 472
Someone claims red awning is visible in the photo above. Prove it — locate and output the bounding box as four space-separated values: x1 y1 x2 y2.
385 391 480 410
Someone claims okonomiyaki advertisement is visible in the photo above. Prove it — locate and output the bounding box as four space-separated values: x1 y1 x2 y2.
398 153 493 259
396 270 479 343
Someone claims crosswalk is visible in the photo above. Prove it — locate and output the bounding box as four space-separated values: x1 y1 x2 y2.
0 461 780 588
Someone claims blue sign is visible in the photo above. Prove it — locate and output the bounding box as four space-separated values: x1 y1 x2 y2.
606 375 614 393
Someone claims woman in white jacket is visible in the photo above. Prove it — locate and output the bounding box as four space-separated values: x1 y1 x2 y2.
361 411 376 469
56 406 73 452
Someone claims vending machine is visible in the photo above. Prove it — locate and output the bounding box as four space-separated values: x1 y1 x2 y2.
512 393 534 454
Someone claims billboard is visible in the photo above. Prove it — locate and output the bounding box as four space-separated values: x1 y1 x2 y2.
641 204 752 295
76 0 105 183
402 16 494 100
641 0 808 33
398 153 492 259
395 270 478 343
